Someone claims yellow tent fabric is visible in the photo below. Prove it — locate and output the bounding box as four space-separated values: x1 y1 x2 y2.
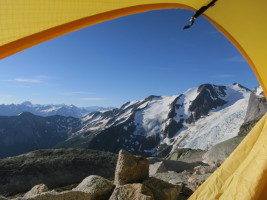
1 1 267 199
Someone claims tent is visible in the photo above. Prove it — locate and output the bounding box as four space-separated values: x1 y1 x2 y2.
1 0 267 199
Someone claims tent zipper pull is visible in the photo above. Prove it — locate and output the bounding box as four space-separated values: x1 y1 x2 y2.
183 0 219 30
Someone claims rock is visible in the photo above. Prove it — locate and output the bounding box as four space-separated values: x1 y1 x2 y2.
19 190 92 200
187 174 211 191
167 148 206 163
109 183 154 200
73 175 114 200
147 157 206 172
193 165 216 175
202 136 244 166
149 161 167 176
114 150 149 185
151 171 191 185
143 177 180 200
0 196 8 200
23 184 49 199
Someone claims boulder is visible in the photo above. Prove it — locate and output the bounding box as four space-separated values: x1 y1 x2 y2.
167 148 206 163
151 171 190 185
149 161 167 176
18 191 92 200
187 174 211 191
109 183 154 200
193 165 216 175
23 184 49 199
114 150 149 185
202 136 244 166
73 175 114 200
147 157 206 172
143 177 180 200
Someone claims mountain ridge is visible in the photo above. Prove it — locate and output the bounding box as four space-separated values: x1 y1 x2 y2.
0 83 255 159
58 83 251 157
0 101 114 118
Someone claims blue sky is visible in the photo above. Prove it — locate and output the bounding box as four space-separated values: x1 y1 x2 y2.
0 9 259 108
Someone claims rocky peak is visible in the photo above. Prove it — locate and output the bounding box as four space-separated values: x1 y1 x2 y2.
244 86 267 123
187 84 227 123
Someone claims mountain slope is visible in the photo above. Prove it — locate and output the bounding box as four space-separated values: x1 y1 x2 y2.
0 112 81 158
58 83 251 157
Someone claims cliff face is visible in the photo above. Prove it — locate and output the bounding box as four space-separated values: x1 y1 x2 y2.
239 86 267 136
244 86 267 123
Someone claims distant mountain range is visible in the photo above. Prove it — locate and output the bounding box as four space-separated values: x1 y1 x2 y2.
0 101 114 118
1 83 266 159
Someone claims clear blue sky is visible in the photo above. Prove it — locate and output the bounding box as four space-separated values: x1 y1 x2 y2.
0 9 259 108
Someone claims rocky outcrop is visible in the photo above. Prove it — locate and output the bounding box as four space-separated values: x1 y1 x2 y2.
202 136 244 166
0 149 117 196
166 148 206 163
193 165 216 175
187 174 211 192
238 86 267 137
244 86 267 123
114 149 149 185
73 175 114 200
4 150 198 200
110 150 181 200
23 184 49 199
16 191 93 200
149 161 167 176
148 157 206 172
143 177 180 200
109 184 154 200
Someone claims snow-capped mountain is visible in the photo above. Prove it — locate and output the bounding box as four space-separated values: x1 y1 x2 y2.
58 83 251 157
0 101 114 118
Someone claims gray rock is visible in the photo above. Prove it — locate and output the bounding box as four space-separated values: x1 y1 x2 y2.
109 183 154 200
19 191 92 200
244 87 267 123
114 150 149 185
187 174 211 191
202 136 244 166
167 148 206 163
23 184 49 199
147 157 206 172
151 171 191 185
143 177 180 200
149 161 167 176
193 165 216 175
73 175 114 200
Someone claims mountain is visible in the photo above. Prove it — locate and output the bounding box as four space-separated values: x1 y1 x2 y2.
0 101 114 118
201 86 267 166
0 112 82 158
238 86 267 136
57 83 251 157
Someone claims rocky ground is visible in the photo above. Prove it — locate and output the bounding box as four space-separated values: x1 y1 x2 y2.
0 149 117 197
0 149 223 200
